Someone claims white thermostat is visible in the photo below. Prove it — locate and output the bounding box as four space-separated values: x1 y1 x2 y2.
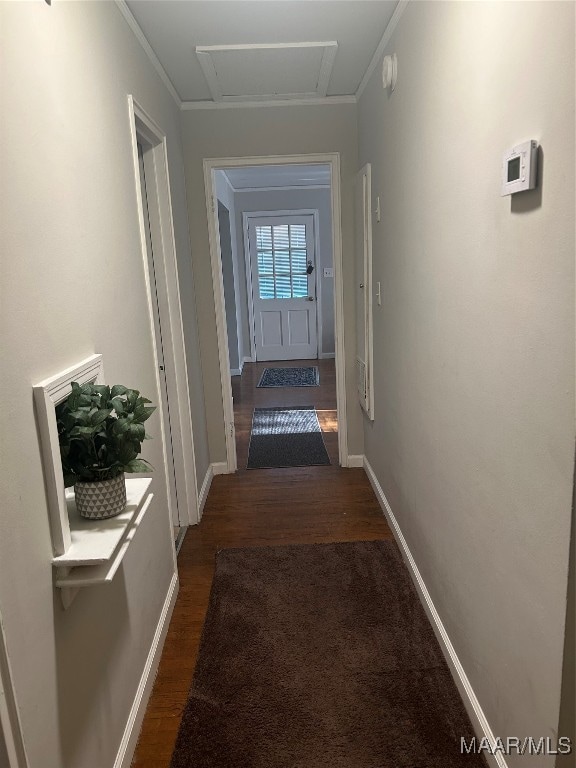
501 140 538 196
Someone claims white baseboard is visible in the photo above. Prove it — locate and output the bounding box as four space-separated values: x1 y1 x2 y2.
198 465 213 519
319 352 336 359
230 368 242 376
211 461 229 476
114 571 179 768
346 454 364 468
363 457 507 768
243 355 254 364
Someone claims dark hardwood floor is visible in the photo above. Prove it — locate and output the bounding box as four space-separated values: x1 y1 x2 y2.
232 358 339 467
132 359 391 767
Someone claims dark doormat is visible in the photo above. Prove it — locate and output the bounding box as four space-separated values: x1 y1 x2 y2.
257 366 319 387
169 541 487 768
247 406 330 469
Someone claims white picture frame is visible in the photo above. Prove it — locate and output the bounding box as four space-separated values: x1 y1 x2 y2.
34 354 104 556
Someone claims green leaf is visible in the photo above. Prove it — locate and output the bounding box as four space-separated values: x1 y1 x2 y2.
129 422 146 441
71 425 97 436
125 459 152 474
134 405 156 423
110 396 125 415
112 418 131 435
111 384 128 398
91 408 113 426
69 409 91 425
92 384 111 405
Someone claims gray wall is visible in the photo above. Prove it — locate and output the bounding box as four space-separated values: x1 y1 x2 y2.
357 2 575 764
181 104 360 464
234 186 335 358
0 2 208 766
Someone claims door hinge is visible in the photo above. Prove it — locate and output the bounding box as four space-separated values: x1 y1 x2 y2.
230 422 235 437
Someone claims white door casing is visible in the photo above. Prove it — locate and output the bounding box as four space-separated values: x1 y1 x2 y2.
137 143 181 525
355 163 374 420
247 214 318 361
129 95 200 526
203 154 349 472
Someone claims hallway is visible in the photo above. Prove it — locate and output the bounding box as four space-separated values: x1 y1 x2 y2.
133 463 391 766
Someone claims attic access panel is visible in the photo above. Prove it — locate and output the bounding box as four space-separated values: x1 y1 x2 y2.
196 42 338 102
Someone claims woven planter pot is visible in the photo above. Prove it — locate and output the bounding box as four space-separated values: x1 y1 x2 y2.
74 473 127 520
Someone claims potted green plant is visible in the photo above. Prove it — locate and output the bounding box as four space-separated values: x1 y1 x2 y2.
55 382 156 519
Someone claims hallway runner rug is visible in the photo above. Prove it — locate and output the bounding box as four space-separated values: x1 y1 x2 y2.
246 406 330 469
257 366 319 387
169 541 487 768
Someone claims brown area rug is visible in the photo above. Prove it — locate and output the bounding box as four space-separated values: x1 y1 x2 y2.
170 541 486 768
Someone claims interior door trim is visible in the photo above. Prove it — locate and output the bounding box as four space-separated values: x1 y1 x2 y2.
203 153 350 471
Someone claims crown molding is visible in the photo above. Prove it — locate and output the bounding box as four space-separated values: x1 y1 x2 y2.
115 0 181 107
180 95 356 111
356 0 409 100
234 184 331 193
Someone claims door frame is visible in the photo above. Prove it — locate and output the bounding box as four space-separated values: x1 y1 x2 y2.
203 154 349 472
242 209 323 361
128 95 200 526
0 607 29 768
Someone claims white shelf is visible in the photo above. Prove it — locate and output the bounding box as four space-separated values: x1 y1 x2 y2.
54 493 153 587
52 478 154 605
53 478 152 567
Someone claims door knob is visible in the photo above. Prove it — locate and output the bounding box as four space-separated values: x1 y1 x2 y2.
359 283 365 289
307 296 314 302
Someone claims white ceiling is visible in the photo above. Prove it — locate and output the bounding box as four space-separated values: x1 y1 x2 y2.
124 1 399 104
224 164 331 190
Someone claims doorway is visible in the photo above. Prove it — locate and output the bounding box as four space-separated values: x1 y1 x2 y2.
204 155 348 473
128 96 200 530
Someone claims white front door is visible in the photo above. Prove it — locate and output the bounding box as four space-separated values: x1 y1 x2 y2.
248 215 318 361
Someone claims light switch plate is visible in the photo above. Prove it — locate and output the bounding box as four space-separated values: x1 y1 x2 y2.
323 268 334 278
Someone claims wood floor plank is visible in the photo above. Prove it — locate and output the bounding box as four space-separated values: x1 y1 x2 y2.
132 360 391 767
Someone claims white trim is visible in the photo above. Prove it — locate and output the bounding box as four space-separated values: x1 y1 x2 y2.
356 0 409 100
128 96 200 527
204 154 348 470
196 50 223 102
115 2 181 106
198 465 213 519
319 352 336 360
195 42 338 104
363 457 509 768
243 355 255 365
181 96 356 111
204 165 239 474
317 43 338 98
330 154 349 466
242 208 323 360
356 163 375 420
113 572 179 768
211 462 229 476
242 218 257 362
235 185 331 194
197 41 338 54
230 368 242 377
346 454 364 468
0 609 29 768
